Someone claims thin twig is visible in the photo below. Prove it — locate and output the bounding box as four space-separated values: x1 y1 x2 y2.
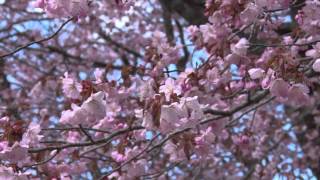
29 126 144 153
79 124 95 143
24 150 60 168
226 96 275 127
0 18 73 59
249 39 320 48
99 133 161 179
42 127 111 134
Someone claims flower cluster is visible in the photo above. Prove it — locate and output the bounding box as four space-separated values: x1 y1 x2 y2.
33 0 90 18
2 0 320 179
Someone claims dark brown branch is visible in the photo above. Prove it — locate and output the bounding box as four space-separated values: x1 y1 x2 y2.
42 126 111 134
226 96 275 127
24 150 60 168
160 0 207 25
79 124 95 143
0 18 73 59
175 19 190 71
203 90 269 118
98 30 143 58
146 90 271 155
159 0 174 44
29 126 144 153
249 39 320 48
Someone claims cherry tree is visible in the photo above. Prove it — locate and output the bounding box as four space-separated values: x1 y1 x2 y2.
0 0 320 179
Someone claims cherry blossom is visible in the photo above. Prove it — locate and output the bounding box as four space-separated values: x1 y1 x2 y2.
231 38 249 56
93 68 105 83
248 68 265 79
81 91 106 119
0 166 29 180
20 122 43 147
159 78 182 101
306 42 320 58
61 72 83 99
270 78 290 102
1 0 320 179
0 142 28 164
163 140 186 162
312 59 320 72
33 0 90 18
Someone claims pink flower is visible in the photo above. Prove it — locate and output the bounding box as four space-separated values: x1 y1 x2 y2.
261 69 275 89
60 109 75 124
248 68 265 79
0 142 8 152
180 96 204 121
269 80 310 107
195 127 215 145
135 109 154 130
81 91 106 120
40 108 48 118
187 25 202 48
151 31 166 47
240 4 259 24
138 79 156 101
60 92 106 125
33 0 45 8
231 38 249 56
106 102 121 117
67 131 81 143
0 142 28 163
0 166 29 180
287 84 310 107
299 1 320 35
0 117 9 127
206 67 221 87
111 151 126 162
108 172 120 180
61 72 82 99
199 24 215 43
20 122 43 147
225 53 241 65
59 104 87 125
232 135 252 155
199 22 230 53
295 10 304 24
71 104 89 122
69 0 90 18
312 59 320 72
56 161 87 174
255 0 292 9
94 68 105 83
160 96 204 133
210 119 227 136
163 141 185 162
305 42 320 58
256 48 275 67
269 79 289 102
123 159 147 177
93 117 115 130
159 78 182 101
157 43 181 65
160 103 184 133
195 127 215 157
34 0 90 18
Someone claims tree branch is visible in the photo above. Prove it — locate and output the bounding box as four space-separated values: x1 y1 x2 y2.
0 18 73 59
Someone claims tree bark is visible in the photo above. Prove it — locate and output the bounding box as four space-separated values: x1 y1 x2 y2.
160 0 207 25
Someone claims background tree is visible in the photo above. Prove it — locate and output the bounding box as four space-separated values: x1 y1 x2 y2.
1 0 320 179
